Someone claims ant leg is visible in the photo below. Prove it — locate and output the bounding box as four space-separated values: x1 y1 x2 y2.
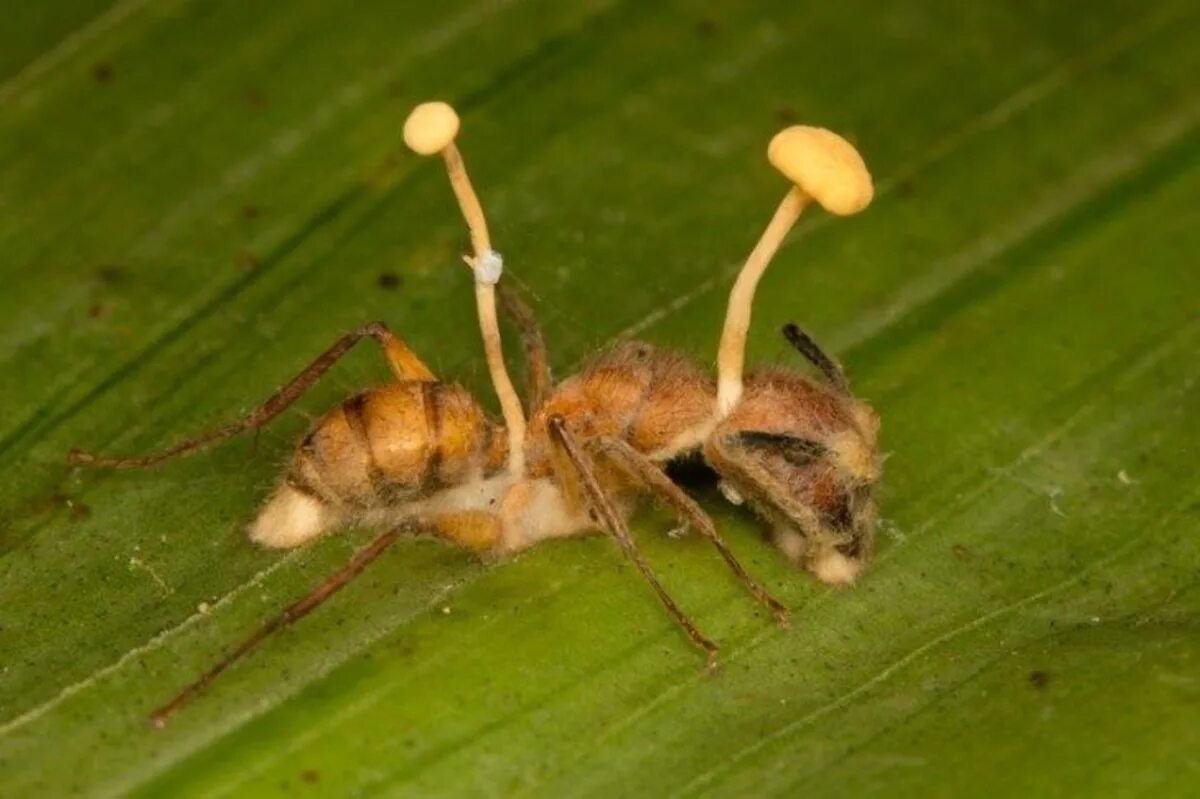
546 416 719 669
497 283 551 411
781 323 850 394
69 322 434 469
587 436 790 628
714 441 861 560
149 520 422 728
719 446 827 534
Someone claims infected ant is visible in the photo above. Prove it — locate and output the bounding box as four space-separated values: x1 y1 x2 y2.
70 102 881 726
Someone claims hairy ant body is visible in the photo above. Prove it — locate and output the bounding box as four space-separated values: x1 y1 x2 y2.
71 102 880 726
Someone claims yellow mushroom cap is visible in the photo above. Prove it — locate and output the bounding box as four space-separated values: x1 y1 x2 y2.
403 101 460 155
767 126 873 215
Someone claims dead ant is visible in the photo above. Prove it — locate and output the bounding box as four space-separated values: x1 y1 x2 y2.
70 102 880 726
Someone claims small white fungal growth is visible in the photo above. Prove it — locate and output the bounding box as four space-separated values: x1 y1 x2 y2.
473 249 504 285
774 528 806 563
716 124 874 416
249 485 332 549
402 101 460 155
718 480 746 506
811 550 862 586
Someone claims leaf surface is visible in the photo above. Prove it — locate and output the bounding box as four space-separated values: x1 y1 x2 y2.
1 1 1197 796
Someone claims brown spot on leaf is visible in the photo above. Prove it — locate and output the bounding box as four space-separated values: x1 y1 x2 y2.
377 271 402 290
1029 670 1050 690
300 770 319 784
96 264 125 284
952 543 972 561
91 62 114 84
12 490 89 526
242 204 261 221
245 89 269 109
235 249 260 270
67 499 92 522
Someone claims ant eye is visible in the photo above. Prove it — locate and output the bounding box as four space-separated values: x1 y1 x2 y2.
733 431 827 466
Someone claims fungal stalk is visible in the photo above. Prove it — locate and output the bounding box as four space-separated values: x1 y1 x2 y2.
715 125 874 416
404 101 527 472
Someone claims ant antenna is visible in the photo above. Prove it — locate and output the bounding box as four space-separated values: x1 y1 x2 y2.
715 125 873 417
782 322 850 395
404 101 527 472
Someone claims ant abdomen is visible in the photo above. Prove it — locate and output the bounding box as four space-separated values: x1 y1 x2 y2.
252 381 506 549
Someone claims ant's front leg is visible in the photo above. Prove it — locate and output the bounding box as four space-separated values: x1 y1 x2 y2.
586 436 790 628
546 416 719 670
69 322 435 469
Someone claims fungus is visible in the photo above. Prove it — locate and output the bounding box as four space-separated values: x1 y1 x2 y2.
404 101 526 472
715 125 873 416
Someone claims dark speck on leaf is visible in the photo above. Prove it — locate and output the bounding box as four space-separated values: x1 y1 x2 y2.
91 62 113 83
245 89 269 109
87 303 106 319
952 543 972 561
68 500 92 522
776 107 797 126
96 264 124 284
300 770 319 784
242 204 261 220
1029 670 1050 690
377 271 403 290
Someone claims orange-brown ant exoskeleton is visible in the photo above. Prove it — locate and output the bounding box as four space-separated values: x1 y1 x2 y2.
70 101 880 726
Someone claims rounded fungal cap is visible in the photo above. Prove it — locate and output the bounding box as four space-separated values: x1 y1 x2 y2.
767 126 873 215
403 101 460 155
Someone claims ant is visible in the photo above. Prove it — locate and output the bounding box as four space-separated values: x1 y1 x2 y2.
70 101 880 726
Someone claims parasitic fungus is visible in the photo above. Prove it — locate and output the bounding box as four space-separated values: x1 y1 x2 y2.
403 101 526 472
715 125 873 416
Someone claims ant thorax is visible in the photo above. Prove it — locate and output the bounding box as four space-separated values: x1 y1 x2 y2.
526 341 717 473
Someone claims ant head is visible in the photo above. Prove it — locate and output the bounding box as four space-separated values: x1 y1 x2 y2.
704 325 880 585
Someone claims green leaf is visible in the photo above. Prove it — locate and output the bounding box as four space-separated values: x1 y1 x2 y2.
2 1 1197 796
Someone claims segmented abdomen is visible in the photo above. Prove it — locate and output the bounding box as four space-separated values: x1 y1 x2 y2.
287 381 506 507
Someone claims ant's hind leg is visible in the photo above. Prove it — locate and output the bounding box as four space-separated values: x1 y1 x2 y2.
69 321 435 470
587 436 790 628
546 416 719 669
149 520 423 728
497 283 551 411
